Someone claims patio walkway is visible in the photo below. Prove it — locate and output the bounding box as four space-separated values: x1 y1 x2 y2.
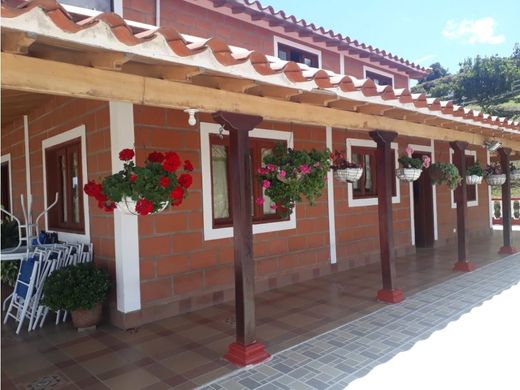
1 231 518 389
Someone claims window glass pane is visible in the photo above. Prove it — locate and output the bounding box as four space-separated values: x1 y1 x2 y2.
261 148 277 215
352 153 360 191
364 154 372 192
278 48 288 61
59 0 112 11
60 155 68 223
71 151 80 224
211 145 229 219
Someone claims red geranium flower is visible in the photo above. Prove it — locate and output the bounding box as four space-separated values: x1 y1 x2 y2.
178 173 193 189
84 180 102 197
162 152 181 172
171 197 183 206
119 148 135 161
159 177 170 188
148 151 164 163
184 160 194 172
135 198 154 216
98 201 116 212
94 192 108 202
130 174 138 183
170 186 184 200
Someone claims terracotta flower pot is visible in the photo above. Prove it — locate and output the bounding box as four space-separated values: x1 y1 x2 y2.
70 302 102 329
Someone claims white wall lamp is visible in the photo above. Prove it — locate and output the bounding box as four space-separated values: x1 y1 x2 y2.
184 108 200 126
484 140 502 152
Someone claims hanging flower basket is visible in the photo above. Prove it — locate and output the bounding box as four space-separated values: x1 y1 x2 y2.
510 171 520 181
428 162 462 190
333 167 363 183
465 175 483 185
485 174 506 186
395 168 422 182
84 149 194 216
116 197 169 216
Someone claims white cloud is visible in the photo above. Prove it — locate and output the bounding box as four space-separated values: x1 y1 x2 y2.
414 54 438 64
442 17 505 45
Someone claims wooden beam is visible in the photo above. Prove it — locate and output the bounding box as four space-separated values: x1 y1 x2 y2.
3 53 520 150
1 31 36 55
89 52 133 71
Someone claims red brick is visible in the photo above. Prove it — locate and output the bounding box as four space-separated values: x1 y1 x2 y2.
141 278 172 302
257 258 278 275
157 255 191 276
191 249 218 269
155 214 187 234
174 271 202 295
171 232 202 253
140 259 155 279
205 266 233 287
140 236 172 257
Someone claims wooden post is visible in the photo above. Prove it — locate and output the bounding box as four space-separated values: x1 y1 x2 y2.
369 130 404 303
450 141 475 271
212 111 269 366
498 147 518 254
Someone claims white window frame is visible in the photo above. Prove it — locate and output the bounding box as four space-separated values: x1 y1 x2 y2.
42 125 91 243
61 1 122 15
273 36 322 68
346 138 400 207
1 153 13 213
363 65 395 87
450 148 478 208
200 122 296 241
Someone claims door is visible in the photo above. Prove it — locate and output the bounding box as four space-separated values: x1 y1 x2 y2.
413 152 434 248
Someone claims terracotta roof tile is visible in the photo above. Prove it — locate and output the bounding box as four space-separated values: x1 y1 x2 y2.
0 0 518 134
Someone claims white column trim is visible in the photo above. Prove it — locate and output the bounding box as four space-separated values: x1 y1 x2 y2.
155 0 160 26
41 125 91 243
109 101 141 313
407 142 438 245
326 126 337 264
23 115 31 198
339 54 345 75
1 153 13 213
113 0 123 15
449 148 478 208
487 150 493 228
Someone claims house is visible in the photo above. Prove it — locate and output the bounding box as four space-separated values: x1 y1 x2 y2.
1 0 519 365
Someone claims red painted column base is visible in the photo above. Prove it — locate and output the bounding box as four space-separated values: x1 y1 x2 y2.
498 246 518 255
224 342 270 366
376 289 405 304
452 261 475 272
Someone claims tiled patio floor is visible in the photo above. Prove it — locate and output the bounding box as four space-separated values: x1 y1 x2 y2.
2 231 517 389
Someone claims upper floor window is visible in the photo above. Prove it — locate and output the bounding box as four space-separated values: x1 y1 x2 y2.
278 43 319 68
45 138 84 234
363 66 394 87
210 135 286 228
59 0 113 12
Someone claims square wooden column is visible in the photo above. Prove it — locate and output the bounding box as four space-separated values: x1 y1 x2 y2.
450 141 475 272
213 111 269 366
369 130 404 303
498 147 517 254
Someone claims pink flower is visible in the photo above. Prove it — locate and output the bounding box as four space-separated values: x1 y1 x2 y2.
255 197 265 205
405 146 414 157
267 164 277 172
299 164 311 174
270 204 278 210
278 169 286 178
262 180 271 189
422 155 431 168
257 167 269 175
313 162 321 167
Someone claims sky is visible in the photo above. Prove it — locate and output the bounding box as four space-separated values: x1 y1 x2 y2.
262 0 520 74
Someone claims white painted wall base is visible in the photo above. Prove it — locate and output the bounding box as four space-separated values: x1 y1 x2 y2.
109 101 141 313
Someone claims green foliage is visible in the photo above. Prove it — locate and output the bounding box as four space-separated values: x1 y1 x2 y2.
418 62 450 83
429 162 462 190
41 263 110 311
398 155 423 169
1 220 20 287
466 162 484 177
1 261 19 288
258 144 331 217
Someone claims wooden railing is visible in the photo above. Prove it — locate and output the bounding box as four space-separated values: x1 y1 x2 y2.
491 197 520 225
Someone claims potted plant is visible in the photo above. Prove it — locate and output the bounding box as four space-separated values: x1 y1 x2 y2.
396 147 430 182
256 143 331 216
465 161 484 185
330 150 363 183
41 263 110 329
510 163 520 181
428 162 462 189
485 162 506 186
1 218 20 297
84 149 194 216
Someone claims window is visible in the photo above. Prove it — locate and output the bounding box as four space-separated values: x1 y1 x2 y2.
45 138 84 233
59 0 113 11
351 146 396 199
277 43 319 67
1 155 11 218
465 155 477 202
365 70 393 87
210 135 285 228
